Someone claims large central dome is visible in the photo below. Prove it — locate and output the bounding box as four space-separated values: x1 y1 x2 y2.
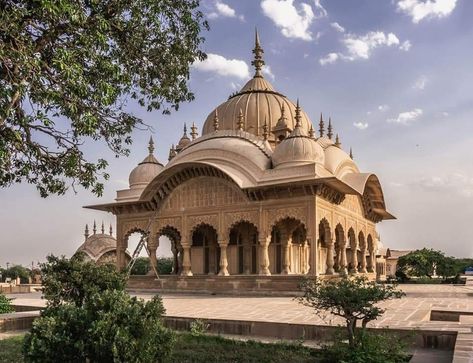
201 32 313 142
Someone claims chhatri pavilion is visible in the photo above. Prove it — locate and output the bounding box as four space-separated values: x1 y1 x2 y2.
86 33 394 293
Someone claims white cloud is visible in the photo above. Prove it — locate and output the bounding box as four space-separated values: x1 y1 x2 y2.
208 1 245 21
343 31 400 60
320 31 409 65
262 65 275 80
378 104 390 111
353 122 369 130
400 40 412 51
387 108 423 125
319 52 339 65
261 0 327 41
397 0 458 23
442 111 449 117
193 53 250 79
413 75 428 90
330 22 345 33
230 81 242 90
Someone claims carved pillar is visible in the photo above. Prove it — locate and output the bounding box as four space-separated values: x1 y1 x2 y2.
177 246 183 275
281 231 292 275
368 248 375 273
325 240 335 275
350 242 358 274
148 234 159 275
180 240 193 276
302 241 309 274
218 240 229 276
359 244 368 273
339 241 348 275
170 242 178 274
259 235 271 275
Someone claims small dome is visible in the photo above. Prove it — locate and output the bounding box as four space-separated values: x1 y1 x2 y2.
317 136 335 149
324 144 359 177
129 137 164 189
272 104 324 168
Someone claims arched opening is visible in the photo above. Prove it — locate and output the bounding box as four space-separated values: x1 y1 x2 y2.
318 218 333 275
157 226 181 275
347 228 357 274
191 224 219 275
270 218 307 275
126 229 150 275
334 224 347 274
228 221 258 275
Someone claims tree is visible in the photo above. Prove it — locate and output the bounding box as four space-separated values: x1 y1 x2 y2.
130 256 150 275
0 0 208 197
3 264 30 283
23 254 174 362
0 291 14 313
298 276 404 348
397 248 446 279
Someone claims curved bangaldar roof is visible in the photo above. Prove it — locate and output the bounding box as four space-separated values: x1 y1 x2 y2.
201 31 312 141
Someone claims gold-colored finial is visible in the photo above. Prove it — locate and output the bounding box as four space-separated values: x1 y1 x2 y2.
295 98 302 127
335 134 341 148
319 113 325 137
262 116 269 141
252 28 265 78
190 122 198 140
213 109 219 131
327 118 333 140
237 109 245 130
148 136 154 154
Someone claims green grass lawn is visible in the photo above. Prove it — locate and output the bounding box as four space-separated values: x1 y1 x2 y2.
0 333 321 363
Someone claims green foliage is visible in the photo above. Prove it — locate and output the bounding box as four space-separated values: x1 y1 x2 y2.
189 319 209 336
40 254 126 307
158 257 174 275
0 335 24 363
0 291 14 314
2 265 30 283
23 292 174 363
299 276 405 347
22 254 174 362
0 0 208 197
130 257 150 275
320 331 409 363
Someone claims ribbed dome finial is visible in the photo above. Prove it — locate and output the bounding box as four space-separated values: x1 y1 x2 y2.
168 144 176 161
183 123 188 136
263 116 269 141
101 221 105 234
84 224 89 241
109 224 113 236
319 113 325 137
148 136 154 155
350 147 354 159
295 98 302 127
335 134 341 148
327 118 333 140
213 109 219 131
237 109 245 130
93 220 97 234
252 28 265 78
190 122 198 140
309 125 315 138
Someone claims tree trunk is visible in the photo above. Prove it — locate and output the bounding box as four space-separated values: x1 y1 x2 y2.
346 318 357 347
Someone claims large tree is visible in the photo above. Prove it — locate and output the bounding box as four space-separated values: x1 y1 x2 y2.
397 248 447 279
0 0 208 197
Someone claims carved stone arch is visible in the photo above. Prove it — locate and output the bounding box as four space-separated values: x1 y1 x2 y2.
334 223 345 244
224 211 260 237
187 215 219 241
318 218 331 247
358 230 366 249
266 206 308 234
347 227 357 248
157 225 181 245
367 234 374 251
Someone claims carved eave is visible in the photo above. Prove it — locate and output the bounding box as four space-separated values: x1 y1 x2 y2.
83 200 155 215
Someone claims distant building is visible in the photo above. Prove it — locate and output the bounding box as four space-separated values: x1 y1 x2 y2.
386 249 413 277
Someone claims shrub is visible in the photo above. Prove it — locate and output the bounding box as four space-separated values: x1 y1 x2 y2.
22 255 174 362
0 291 14 314
189 319 210 336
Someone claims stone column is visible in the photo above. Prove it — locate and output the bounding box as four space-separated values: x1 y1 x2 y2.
350 242 358 274
171 242 178 274
180 240 193 276
258 235 271 275
367 248 375 273
218 240 229 276
117 244 127 271
148 234 159 275
359 244 368 273
339 241 348 275
281 231 292 275
302 241 309 274
325 240 335 275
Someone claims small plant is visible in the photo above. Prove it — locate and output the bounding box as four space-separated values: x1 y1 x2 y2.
0 291 14 314
189 319 210 336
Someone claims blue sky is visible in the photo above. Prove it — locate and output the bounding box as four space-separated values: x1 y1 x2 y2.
1 0 473 266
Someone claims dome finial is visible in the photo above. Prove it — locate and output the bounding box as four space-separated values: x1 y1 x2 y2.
213 109 219 131
168 144 176 161
349 147 354 159
237 108 245 130
319 113 325 137
190 122 198 140
109 223 113 236
335 134 341 148
101 221 105 234
262 116 269 141
327 118 333 140
183 123 188 136
148 136 154 155
84 224 89 241
295 98 302 127
252 28 265 78
309 125 315 138
93 220 97 234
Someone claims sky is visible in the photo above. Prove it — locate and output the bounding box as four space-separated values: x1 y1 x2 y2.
1 0 473 267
